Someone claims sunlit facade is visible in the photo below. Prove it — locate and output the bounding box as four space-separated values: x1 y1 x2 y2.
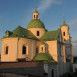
0 10 73 77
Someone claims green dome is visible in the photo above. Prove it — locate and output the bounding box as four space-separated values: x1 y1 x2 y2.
33 53 55 63
27 19 45 29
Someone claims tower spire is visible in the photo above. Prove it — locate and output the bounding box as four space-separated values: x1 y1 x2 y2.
63 17 66 25
60 17 68 27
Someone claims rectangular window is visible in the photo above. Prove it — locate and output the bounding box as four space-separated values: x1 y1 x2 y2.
37 31 40 36
34 15 35 18
42 47 43 52
63 32 65 36
6 46 8 54
36 15 38 19
22 46 26 54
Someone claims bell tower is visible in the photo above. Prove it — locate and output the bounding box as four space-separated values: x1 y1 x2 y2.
60 18 73 63
33 9 39 19
60 18 70 41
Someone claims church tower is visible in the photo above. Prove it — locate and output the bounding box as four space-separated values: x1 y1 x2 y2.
60 18 73 62
60 18 70 42
27 9 46 38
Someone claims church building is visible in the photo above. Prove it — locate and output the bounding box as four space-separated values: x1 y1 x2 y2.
0 10 73 77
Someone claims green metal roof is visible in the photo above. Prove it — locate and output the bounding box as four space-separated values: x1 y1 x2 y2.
33 53 56 63
40 29 60 41
3 26 37 40
27 19 45 29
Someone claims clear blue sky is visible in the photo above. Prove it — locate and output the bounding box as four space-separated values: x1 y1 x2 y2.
0 0 77 56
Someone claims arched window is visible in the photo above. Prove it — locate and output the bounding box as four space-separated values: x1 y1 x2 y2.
34 15 35 18
63 32 65 36
22 46 26 54
36 15 38 19
6 46 8 54
41 47 43 52
37 31 40 36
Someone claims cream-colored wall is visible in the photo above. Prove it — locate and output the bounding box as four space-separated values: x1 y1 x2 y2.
1 38 18 62
36 41 41 47
1 38 36 62
35 40 58 61
17 38 36 60
46 41 58 61
28 28 45 38
36 40 59 61
61 26 69 41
